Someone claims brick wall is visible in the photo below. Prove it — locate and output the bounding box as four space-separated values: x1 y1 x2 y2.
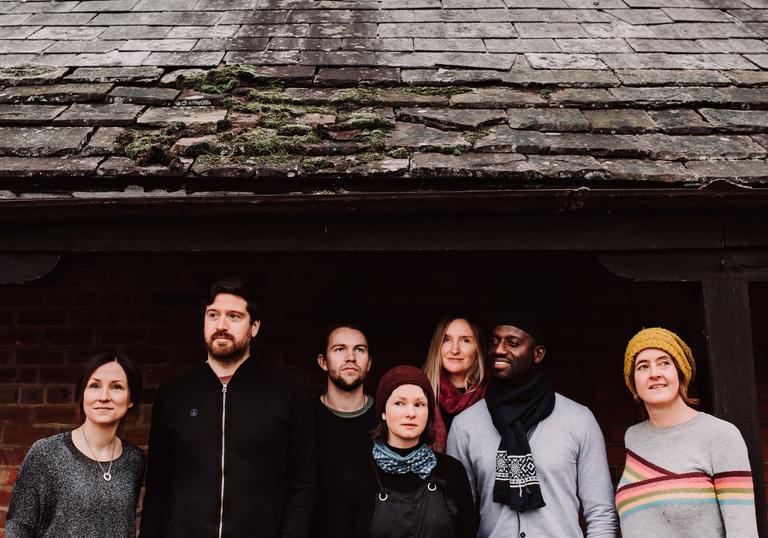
0 251 744 531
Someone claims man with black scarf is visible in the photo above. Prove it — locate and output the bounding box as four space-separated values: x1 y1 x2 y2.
447 311 617 538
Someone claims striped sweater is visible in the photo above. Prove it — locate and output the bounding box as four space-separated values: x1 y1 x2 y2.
616 412 758 538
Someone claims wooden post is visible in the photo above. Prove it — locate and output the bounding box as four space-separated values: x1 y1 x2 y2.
700 280 766 535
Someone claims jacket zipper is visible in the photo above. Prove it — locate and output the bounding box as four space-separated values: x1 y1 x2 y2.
218 383 227 538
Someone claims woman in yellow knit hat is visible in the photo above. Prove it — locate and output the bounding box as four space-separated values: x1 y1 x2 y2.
615 327 758 538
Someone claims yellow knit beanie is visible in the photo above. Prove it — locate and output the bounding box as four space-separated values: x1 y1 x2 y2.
623 327 695 396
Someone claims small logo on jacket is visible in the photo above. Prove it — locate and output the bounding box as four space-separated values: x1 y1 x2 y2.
190 408 199 417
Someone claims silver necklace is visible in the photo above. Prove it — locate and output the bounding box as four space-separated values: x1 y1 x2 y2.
80 427 116 482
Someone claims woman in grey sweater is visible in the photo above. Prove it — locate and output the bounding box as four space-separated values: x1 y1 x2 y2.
6 352 145 538
617 328 758 538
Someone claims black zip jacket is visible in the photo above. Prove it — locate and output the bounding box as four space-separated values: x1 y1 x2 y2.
139 358 315 538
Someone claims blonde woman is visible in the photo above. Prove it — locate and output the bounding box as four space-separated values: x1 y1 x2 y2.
616 327 758 537
423 314 487 452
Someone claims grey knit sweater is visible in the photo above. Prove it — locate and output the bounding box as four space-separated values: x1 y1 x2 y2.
616 412 758 538
5 431 145 538
447 394 618 538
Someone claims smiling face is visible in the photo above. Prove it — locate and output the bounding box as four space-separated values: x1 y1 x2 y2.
204 293 260 364
488 324 545 383
383 384 430 449
633 348 682 408
82 361 133 427
318 327 371 392
440 318 478 386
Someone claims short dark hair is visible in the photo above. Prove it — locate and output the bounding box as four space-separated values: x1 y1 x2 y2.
76 352 143 417
205 276 260 322
320 321 370 356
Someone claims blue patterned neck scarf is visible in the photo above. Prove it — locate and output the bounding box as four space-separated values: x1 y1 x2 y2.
372 440 437 479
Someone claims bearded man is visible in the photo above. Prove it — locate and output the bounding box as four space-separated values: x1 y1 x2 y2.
140 277 314 538
447 311 617 538
311 323 376 538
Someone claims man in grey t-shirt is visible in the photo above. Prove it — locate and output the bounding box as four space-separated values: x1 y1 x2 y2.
447 310 617 537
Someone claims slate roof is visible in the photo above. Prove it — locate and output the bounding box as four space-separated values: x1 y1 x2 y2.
0 0 767 198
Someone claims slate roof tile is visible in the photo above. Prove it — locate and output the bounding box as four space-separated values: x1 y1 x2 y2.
0 1 766 195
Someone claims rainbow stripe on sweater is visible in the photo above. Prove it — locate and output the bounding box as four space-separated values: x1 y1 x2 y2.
616 449 754 520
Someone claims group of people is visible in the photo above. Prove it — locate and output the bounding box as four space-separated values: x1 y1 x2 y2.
5 276 759 537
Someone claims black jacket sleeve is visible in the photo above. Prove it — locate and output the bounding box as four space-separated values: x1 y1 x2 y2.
280 380 316 538
139 385 172 538
442 454 478 538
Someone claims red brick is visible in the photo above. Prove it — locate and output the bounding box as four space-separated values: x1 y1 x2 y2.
18 387 42 404
124 347 171 365
38 366 80 384
68 309 121 326
99 328 148 346
45 290 99 307
16 310 64 326
0 489 11 507
0 349 12 367
16 349 66 365
19 369 36 383
101 290 152 307
0 467 17 486
0 290 44 306
121 428 150 446
0 407 32 424
0 388 17 405
0 368 37 383
0 448 27 466
149 326 198 346
0 330 37 346
2 427 56 445
44 328 93 346
46 386 74 404
33 406 77 425
0 313 12 328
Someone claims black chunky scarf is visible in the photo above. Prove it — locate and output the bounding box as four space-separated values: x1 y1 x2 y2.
485 368 555 512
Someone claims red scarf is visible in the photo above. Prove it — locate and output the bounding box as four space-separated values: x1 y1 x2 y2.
432 372 487 452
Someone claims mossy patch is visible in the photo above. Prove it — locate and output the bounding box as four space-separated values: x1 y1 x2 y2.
227 91 330 117
330 87 379 107
194 153 301 169
300 156 336 172
219 128 320 158
182 140 218 158
356 151 387 163
462 131 482 145
176 65 275 94
361 129 387 151
404 85 471 97
121 123 186 166
334 111 395 131
277 123 314 136
386 147 410 159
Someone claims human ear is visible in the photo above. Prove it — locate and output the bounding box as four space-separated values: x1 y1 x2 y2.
533 346 546 364
317 354 328 372
250 320 261 337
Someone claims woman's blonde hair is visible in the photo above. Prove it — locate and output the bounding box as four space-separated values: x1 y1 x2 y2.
422 314 486 405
